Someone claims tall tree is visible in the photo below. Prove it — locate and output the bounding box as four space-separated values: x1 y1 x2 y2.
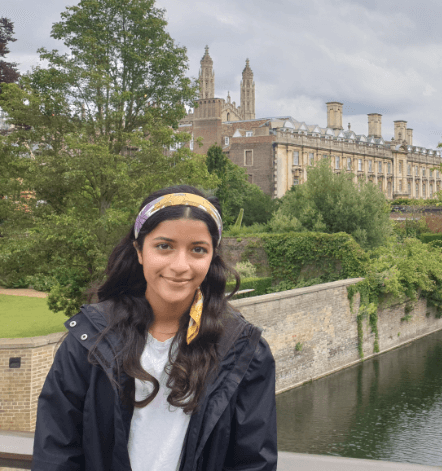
270 159 391 249
0 0 218 315
0 17 19 89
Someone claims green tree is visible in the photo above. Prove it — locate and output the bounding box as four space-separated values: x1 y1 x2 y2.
206 144 275 226
241 184 276 226
271 159 391 249
0 0 218 315
0 17 20 90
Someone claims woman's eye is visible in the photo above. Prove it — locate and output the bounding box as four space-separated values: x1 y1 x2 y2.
156 243 171 250
193 246 208 254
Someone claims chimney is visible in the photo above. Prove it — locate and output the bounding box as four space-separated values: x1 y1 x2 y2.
407 128 413 146
367 113 382 138
394 120 407 142
326 102 343 130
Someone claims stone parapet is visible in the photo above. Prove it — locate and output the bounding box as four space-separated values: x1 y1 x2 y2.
2 279 442 431
231 279 442 394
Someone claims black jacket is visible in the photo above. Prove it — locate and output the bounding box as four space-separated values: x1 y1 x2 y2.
32 301 277 471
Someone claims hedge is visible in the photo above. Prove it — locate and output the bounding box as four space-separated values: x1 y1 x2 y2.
226 276 273 299
261 232 368 284
420 233 442 244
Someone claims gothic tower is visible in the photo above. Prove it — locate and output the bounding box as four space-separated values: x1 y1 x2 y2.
240 59 255 120
199 46 215 99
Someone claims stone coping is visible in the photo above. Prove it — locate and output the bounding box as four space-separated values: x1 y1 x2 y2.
0 278 365 347
277 452 442 471
0 435 440 471
231 278 364 308
0 332 66 349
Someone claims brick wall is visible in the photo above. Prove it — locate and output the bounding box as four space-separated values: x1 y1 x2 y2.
0 333 64 432
228 137 274 195
192 118 222 155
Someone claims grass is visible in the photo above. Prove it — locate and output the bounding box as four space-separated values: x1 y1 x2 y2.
0 295 68 338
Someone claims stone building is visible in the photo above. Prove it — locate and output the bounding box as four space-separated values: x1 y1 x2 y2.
180 48 442 200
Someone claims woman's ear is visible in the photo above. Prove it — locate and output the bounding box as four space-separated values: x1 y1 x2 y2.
133 241 143 265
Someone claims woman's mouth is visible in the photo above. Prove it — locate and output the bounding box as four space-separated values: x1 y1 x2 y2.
162 276 192 283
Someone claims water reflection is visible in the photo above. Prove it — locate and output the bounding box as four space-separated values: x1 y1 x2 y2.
276 329 442 467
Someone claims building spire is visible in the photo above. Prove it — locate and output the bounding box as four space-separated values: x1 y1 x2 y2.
240 58 255 120
199 46 215 99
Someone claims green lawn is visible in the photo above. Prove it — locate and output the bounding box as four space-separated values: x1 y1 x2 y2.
0 295 68 338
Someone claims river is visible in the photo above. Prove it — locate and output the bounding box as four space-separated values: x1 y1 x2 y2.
276 328 442 467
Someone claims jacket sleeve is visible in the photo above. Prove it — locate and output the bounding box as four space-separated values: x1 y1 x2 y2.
223 337 278 471
32 333 92 471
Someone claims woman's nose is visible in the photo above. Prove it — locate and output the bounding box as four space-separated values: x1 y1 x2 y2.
170 250 190 273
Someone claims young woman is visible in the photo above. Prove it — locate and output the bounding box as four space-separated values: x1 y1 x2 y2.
32 185 277 471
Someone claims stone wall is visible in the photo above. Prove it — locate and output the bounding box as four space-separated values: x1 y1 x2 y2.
231 278 442 394
2 278 442 431
0 333 64 432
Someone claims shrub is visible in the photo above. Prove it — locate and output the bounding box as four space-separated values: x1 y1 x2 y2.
392 217 429 241
420 233 442 244
262 232 368 285
270 160 391 249
391 198 440 206
428 240 442 249
226 276 273 299
233 261 257 279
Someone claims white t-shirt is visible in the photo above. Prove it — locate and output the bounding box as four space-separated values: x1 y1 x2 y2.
128 333 191 471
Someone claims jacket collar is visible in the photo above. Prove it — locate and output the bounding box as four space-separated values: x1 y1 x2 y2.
65 300 254 363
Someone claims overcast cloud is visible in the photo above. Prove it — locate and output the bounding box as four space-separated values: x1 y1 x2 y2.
4 0 442 148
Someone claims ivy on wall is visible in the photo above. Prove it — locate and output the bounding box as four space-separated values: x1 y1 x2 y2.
261 232 368 285
347 237 442 357
229 232 442 359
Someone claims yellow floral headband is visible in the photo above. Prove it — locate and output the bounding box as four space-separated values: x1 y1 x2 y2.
134 193 223 245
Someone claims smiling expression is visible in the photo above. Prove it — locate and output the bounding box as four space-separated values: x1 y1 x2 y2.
135 218 214 315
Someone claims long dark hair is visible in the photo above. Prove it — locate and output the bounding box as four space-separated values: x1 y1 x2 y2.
91 185 238 414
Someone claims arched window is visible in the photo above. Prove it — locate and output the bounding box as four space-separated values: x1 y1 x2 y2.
227 113 230 121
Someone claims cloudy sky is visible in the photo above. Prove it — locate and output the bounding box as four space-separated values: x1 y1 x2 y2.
5 0 442 148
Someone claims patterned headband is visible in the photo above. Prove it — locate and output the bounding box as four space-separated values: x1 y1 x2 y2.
134 193 223 245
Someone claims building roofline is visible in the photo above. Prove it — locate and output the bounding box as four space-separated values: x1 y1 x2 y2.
223 115 293 124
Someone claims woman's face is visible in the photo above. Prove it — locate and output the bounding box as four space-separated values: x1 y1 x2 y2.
135 218 214 313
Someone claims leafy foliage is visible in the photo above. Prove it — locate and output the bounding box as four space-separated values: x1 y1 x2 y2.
271 159 391 249
391 216 429 241
226 276 273 299
206 144 276 226
347 236 442 356
262 232 368 285
0 17 19 89
0 0 219 315
232 261 256 279
420 233 442 244
391 198 441 206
